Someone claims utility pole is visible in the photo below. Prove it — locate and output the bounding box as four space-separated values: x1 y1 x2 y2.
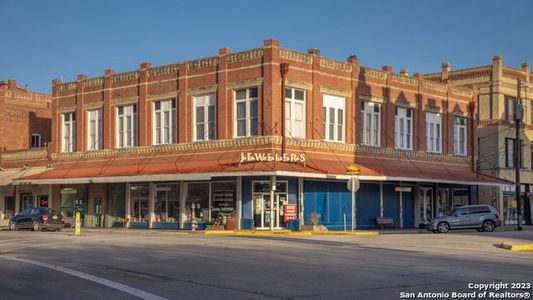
515 79 524 231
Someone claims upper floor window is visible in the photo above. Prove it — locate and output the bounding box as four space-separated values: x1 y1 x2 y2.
62 112 76 152
395 107 412 150
235 88 258 138
117 104 137 148
194 93 216 141
322 95 345 142
153 99 176 145
30 133 42 148
454 117 467 155
361 101 380 146
285 88 305 138
87 109 102 150
426 112 442 153
504 96 516 122
505 138 524 168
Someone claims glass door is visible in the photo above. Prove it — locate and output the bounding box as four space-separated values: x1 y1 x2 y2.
418 188 433 227
20 193 33 211
131 185 149 222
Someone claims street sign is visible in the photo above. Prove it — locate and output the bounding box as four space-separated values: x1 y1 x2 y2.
347 177 360 192
74 211 81 236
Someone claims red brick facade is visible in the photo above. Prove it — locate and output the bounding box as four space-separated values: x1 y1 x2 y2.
0 80 52 151
47 39 477 172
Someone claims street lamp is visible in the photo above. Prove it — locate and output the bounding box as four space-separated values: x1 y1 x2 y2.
346 163 361 231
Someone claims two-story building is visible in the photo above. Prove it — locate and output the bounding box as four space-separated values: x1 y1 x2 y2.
0 80 52 224
16 40 508 230
425 57 532 226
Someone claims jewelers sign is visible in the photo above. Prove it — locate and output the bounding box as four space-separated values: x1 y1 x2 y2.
239 152 307 164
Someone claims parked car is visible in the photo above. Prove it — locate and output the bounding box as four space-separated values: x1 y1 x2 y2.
8 207 64 231
428 205 501 233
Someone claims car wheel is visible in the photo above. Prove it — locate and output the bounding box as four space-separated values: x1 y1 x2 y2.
482 220 495 232
476 228 485 232
32 221 42 232
437 222 450 233
8 221 17 231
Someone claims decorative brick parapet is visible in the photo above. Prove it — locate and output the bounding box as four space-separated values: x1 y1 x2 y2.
226 48 264 64
147 64 179 77
2 149 48 162
186 57 218 71
111 71 140 83
319 57 352 72
279 48 313 64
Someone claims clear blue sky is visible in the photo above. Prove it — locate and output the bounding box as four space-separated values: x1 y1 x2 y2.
1 0 532 93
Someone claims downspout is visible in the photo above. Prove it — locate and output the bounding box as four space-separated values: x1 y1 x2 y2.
469 95 477 173
280 63 290 155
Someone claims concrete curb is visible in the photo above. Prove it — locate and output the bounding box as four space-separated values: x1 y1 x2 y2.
500 243 533 251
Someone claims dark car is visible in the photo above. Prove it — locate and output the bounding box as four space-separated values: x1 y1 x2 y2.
428 205 502 233
8 207 64 231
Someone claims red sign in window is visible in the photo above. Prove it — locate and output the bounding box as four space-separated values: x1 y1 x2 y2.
283 204 298 223
39 196 49 207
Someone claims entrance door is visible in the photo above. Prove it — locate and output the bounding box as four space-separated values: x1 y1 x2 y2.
131 185 149 223
253 193 286 229
20 193 33 211
418 188 433 227
94 198 102 227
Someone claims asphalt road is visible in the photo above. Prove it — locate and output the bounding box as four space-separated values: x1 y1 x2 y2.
0 229 532 300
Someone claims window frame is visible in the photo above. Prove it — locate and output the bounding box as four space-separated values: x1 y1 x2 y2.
153 99 176 145
193 93 216 141
426 112 442 153
360 101 381 147
87 109 102 150
395 106 413 150
30 133 42 148
116 104 137 148
62 112 76 152
234 87 258 138
284 88 306 139
322 94 345 142
453 117 468 156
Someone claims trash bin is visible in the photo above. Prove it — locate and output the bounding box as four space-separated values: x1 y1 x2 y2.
225 214 237 230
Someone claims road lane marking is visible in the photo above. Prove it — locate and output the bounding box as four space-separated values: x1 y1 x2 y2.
2 256 167 300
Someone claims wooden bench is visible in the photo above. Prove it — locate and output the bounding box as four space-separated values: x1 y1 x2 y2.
376 217 394 229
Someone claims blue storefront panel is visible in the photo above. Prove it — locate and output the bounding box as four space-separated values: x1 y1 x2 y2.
355 182 381 229
383 184 400 226
402 191 415 228
303 180 352 230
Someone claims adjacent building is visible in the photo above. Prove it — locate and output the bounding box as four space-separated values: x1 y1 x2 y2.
12 40 508 230
425 57 532 225
0 80 52 225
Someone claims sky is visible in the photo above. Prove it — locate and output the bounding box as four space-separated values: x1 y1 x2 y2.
1 0 532 93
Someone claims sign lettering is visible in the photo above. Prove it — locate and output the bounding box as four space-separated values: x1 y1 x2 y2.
239 152 306 164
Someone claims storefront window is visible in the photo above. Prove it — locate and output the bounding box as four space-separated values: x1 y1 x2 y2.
186 183 210 223
211 182 236 222
131 185 149 222
60 185 87 218
155 184 180 222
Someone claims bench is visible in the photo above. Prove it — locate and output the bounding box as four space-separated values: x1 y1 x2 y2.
376 217 394 229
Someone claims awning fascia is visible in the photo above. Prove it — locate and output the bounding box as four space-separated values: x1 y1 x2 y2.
13 170 511 187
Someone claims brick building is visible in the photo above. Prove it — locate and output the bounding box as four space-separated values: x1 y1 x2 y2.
0 80 52 223
426 57 532 225
16 39 507 230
